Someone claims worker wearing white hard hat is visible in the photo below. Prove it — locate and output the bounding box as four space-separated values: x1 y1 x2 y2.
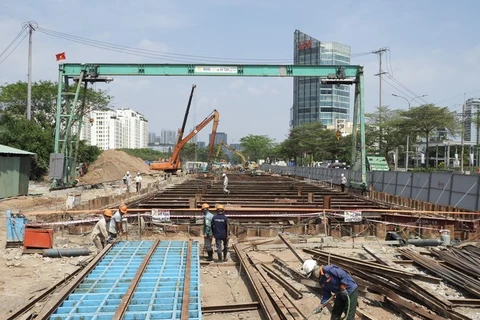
135 172 143 192
302 260 358 319
222 173 230 194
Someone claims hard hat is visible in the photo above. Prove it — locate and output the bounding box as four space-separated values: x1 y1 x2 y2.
302 259 318 278
201 203 210 209
341 173 344 177
104 209 113 217
119 204 128 214
216 204 225 211
137 172 140 175
222 173 226 177
126 171 130 175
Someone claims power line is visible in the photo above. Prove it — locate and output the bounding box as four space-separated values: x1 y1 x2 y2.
384 73 429 104
0 26 28 63
0 30 28 66
37 26 296 63
37 26 372 64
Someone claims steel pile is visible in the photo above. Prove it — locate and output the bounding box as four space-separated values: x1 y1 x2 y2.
304 247 473 320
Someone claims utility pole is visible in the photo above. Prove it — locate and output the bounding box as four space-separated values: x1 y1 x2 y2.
373 47 389 154
460 94 466 174
27 23 36 120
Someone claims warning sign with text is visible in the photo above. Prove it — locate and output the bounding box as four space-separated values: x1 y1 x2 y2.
151 209 171 222
344 210 362 222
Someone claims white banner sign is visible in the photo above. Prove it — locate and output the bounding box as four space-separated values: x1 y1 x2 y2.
344 210 362 222
195 66 238 74
151 209 171 222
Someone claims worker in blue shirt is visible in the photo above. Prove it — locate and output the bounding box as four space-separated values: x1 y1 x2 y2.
211 204 229 262
302 260 358 320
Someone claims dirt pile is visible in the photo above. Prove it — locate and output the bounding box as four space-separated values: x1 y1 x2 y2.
80 150 151 184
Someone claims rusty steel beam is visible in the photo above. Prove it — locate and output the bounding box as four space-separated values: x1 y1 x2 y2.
304 248 442 284
34 244 113 319
180 240 193 320
6 258 87 320
113 240 160 320
448 299 480 308
202 302 260 313
399 248 480 298
249 255 301 320
233 244 281 320
278 233 306 264
261 263 303 300
354 277 448 320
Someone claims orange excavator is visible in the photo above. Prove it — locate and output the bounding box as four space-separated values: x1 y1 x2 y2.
150 109 220 173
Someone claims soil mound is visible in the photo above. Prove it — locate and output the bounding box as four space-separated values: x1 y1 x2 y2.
80 150 150 184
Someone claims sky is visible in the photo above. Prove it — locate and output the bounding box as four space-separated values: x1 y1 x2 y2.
1 0 480 145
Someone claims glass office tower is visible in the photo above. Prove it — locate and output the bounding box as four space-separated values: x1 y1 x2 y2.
291 30 351 128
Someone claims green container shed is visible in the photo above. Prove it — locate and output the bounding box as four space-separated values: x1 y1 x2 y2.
0 145 35 199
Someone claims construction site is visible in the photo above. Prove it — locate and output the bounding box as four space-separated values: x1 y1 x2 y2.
1 149 479 320
1 63 479 320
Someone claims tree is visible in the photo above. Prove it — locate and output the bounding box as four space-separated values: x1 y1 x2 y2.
0 112 54 180
239 135 275 162
0 81 111 131
366 106 405 161
0 80 112 180
396 104 458 168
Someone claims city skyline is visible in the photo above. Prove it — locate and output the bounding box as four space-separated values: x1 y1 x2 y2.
1 1 480 143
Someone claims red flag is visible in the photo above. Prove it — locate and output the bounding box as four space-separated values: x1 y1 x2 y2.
55 52 66 61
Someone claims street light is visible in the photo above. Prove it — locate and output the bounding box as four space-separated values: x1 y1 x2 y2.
392 93 428 170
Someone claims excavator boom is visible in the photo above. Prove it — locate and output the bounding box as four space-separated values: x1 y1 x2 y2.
216 140 248 166
150 109 220 173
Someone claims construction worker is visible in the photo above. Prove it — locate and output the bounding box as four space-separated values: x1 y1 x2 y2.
340 173 347 192
135 172 143 192
222 173 230 194
91 209 112 251
211 204 229 262
123 171 132 192
202 203 214 261
108 204 128 241
302 260 358 320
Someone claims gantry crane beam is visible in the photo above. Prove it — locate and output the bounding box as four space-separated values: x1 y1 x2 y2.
53 63 366 188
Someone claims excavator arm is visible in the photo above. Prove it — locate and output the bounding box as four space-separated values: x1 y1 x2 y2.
150 110 220 173
218 141 248 166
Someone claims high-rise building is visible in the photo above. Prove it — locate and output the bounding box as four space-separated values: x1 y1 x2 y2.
210 132 227 146
160 129 177 144
291 30 351 128
465 98 480 143
80 108 148 150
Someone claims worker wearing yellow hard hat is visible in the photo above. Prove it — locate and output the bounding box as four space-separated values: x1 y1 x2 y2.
212 204 229 262
91 209 113 252
201 203 214 261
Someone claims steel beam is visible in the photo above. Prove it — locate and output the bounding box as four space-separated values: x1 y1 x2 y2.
34 243 113 319
59 63 362 78
202 302 260 313
55 62 367 187
180 240 193 320
112 240 160 320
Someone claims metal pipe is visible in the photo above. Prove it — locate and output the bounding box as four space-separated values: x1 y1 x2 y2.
42 248 90 257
